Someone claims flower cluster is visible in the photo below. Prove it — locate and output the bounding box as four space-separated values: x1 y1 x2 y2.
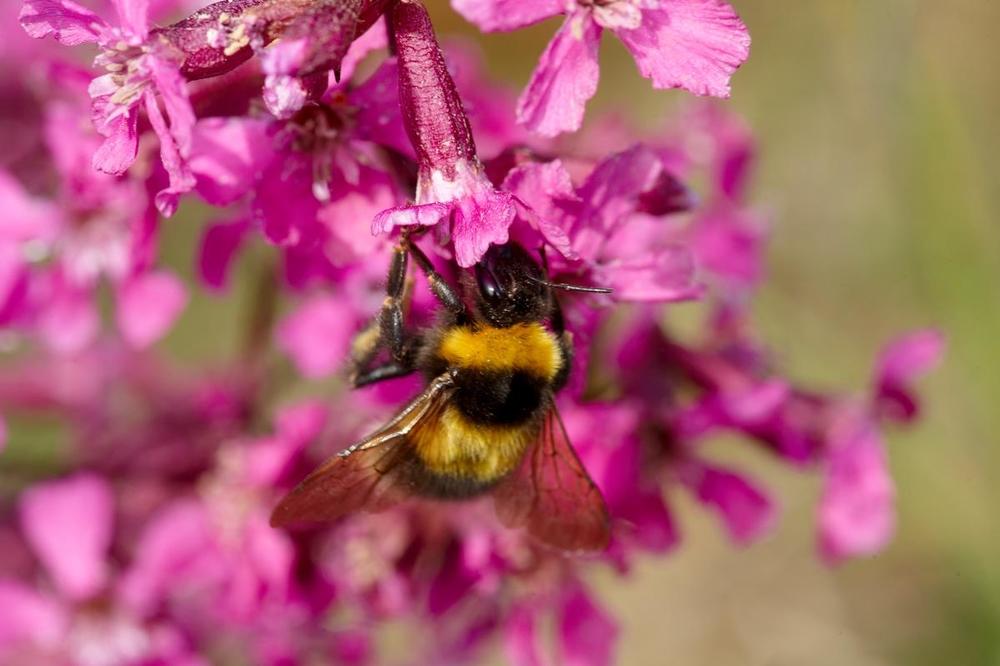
0 0 942 664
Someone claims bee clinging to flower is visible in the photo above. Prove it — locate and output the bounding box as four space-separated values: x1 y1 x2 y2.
270 234 611 551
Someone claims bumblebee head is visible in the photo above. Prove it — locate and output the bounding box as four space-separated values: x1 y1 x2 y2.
471 243 550 328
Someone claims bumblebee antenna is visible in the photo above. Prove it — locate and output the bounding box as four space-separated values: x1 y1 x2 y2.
526 275 613 294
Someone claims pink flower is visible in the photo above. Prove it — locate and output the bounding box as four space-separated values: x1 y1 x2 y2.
818 416 896 563
21 0 197 216
373 0 516 267
453 0 750 136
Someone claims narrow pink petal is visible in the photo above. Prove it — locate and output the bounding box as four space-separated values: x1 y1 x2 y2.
0 248 29 326
19 0 106 45
276 296 356 379
691 464 776 545
198 218 251 291
876 329 945 391
557 583 618 666
616 1 750 97
873 329 944 422
112 0 149 38
451 0 564 32
819 426 896 563
0 416 6 453
503 603 545 666
516 14 601 137
372 202 452 235
148 57 195 157
116 271 188 348
0 580 67 649
19 474 114 600
143 68 196 216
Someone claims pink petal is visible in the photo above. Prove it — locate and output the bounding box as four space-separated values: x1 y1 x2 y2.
502 160 577 259
18 474 114 600
320 168 398 264
252 153 322 247
372 202 452 235
276 296 357 379
503 604 545 666
877 329 945 392
557 583 618 666
516 13 601 137
0 416 6 453
144 68 195 216
616 1 750 97
111 0 148 38
190 117 272 206
573 145 667 258
38 285 99 355
873 329 944 422
451 0 564 32
116 271 188 348
690 464 776 546
819 426 896 563
0 580 67 649
338 16 388 84
120 500 214 616
690 205 766 287
19 0 106 45
89 76 139 175
0 169 62 244
452 187 516 267
198 218 251 291
350 61 414 160
0 247 29 326
592 251 700 302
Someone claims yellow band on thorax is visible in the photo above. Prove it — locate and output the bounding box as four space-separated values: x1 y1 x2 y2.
438 322 561 381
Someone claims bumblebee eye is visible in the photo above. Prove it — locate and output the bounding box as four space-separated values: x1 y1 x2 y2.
475 264 503 301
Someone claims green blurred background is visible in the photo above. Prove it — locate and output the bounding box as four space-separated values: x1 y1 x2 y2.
12 0 996 663
425 1 1000 664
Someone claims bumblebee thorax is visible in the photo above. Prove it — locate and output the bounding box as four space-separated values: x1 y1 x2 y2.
437 322 562 382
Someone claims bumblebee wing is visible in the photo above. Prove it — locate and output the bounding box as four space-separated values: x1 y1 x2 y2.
270 372 456 528
493 405 610 552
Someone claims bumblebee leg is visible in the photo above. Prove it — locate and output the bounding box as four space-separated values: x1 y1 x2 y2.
405 237 466 317
352 360 417 388
377 240 412 362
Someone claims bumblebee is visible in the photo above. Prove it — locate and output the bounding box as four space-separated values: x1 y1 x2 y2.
270 235 610 551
